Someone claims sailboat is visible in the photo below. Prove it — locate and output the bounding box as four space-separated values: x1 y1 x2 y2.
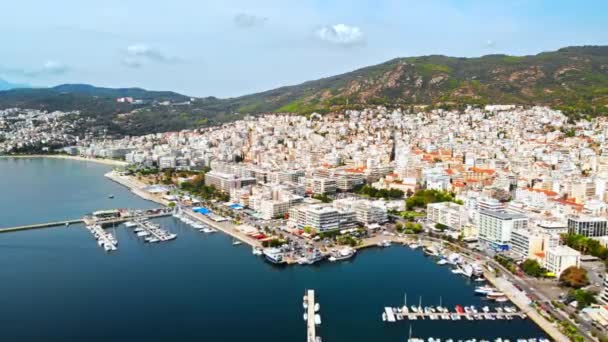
402 293 409 313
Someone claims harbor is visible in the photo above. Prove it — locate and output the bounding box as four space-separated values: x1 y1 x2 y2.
0 159 553 341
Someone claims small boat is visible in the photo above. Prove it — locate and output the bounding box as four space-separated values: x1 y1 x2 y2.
125 221 138 228
437 259 448 265
314 303 320 312
303 313 308 321
108 195 114 199
382 312 387 322
252 248 263 255
314 314 321 325
232 239 242 246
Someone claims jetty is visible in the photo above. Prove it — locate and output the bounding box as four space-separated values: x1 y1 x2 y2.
304 289 321 342
0 219 83 233
0 208 171 234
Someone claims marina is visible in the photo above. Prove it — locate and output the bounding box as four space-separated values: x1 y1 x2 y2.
0 158 552 341
131 219 177 243
85 224 118 252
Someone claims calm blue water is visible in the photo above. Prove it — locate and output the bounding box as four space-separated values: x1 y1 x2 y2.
0 158 547 341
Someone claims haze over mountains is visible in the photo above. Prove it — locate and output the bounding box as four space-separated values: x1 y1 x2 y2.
0 79 30 91
1 45 607 135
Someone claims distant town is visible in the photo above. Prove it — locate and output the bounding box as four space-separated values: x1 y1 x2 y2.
5 103 608 340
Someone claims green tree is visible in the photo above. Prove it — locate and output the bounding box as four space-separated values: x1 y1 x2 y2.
521 259 545 277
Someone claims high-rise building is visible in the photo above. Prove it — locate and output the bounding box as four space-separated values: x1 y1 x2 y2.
567 216 608 237
477 210 528 251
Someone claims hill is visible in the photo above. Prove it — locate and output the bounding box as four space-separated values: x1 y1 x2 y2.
225 45 608 117
1 45 608 135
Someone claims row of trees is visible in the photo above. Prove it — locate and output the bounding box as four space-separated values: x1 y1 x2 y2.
562 234 608 260
395 222 423 234
356 185 404 200
180 174 229 202
405 189 463 210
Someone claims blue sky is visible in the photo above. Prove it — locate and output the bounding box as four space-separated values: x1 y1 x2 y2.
0 0 606 97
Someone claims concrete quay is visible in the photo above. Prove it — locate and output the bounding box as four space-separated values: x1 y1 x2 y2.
0 219 83 233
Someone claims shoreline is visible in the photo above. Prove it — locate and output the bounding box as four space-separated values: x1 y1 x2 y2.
1 154 128 167
104 171 565 341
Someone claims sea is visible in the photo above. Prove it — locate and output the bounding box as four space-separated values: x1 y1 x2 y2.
0 157 548 341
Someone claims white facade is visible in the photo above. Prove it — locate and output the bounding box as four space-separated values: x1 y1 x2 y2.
427 202 467 230
477 210 528 251
544 245 581 277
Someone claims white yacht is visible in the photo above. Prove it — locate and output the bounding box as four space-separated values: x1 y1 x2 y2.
124 221 138 228
328 247 356 262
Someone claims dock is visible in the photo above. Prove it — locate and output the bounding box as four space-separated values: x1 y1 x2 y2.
131 219 177 243
0 219 83 233
382 305 527 322
305 290 320 342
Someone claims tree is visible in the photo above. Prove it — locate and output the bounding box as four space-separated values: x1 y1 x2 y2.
521 259 545 277
560 266 589 288
567 289 597 309
435 223 448 231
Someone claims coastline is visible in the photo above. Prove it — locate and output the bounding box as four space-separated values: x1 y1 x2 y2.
0 154 128 167
103 171 565 341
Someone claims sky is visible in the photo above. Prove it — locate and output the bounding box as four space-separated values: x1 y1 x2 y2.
0 0 607 97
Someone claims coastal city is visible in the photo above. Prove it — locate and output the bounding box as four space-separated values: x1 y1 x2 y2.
1 2 607 341
4 103 608 340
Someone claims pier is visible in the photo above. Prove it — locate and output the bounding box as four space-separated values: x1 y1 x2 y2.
0 219 83 233
0 208 171 234
131 219 177 243
304 289 320 342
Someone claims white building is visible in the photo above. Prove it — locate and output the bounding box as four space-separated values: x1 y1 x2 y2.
510 229 545 261
353 200 388 225
477 210 528 251
544 245 581 277
427 202 468 230
290 205 340 232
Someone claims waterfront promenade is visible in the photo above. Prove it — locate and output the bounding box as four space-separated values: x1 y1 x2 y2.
484 274 568 342
1 154 128 167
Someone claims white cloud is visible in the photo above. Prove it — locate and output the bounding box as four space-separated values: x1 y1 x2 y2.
42 60 69 75
234 13 267 28
123 44 179 68
121 57 142 68
315 24 364 46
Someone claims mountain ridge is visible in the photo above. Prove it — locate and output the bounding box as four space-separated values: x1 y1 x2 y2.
1 45 608 134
